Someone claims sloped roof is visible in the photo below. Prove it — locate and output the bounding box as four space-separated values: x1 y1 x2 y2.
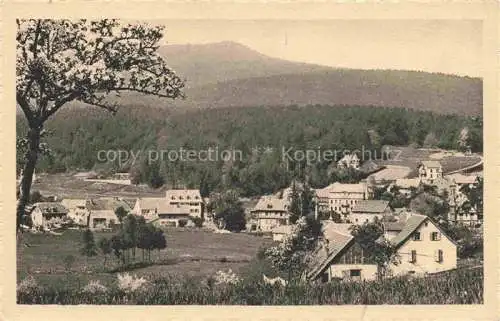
122 198 137 209
136 197 165 210
389 214 428 248
446 173 478 185
351 200 390 213
34 202 68 215
319 182 367 194
252 195 288 212
61 199 87 209
165 189 202 201
157 203 190 215
338 154 359 162
307 224 354 279
87 198 132 212
420 161 442 168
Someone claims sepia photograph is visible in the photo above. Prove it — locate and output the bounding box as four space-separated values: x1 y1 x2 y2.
7 5 496 312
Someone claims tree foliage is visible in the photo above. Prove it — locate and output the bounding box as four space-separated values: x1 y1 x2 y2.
15 19 184 232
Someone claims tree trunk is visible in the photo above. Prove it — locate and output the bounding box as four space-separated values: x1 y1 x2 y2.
17 126 42 233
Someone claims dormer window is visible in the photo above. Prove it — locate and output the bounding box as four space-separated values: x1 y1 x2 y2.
171 196 175 200
267 204 273 209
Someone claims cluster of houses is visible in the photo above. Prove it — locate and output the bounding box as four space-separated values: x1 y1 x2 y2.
27 155 481 282
30 189 205 231
245 158 481 282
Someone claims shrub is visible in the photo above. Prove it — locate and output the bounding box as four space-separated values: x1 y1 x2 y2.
178 220 187 228
117 273 149 293
190 216 204 228
17 275 39 294
214 269 241 286
82 280 108 294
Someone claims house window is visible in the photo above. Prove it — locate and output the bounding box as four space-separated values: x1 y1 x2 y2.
409 250 417 263
413 232 421 241
435 249 443 263
431 232 441 241
350 269 361 277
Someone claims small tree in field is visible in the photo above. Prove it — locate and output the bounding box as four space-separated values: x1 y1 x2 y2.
115 206 128 225
16 19 185 232
80 229 98 266
97 237 112 269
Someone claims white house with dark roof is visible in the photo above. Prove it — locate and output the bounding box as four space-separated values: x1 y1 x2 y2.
337 154 360 170
251 196 290 232
381 213 457 276
306 222 378 282
31 202 69 229
165 189 203 219
418 161 443 183
315 182 369 218
349 200 392 224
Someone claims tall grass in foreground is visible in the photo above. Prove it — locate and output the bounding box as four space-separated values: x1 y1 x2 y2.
18 268 482 305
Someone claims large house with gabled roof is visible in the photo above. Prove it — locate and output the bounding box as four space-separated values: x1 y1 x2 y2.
381 212 457 276
315 182 370 218
165 189 203 219
251 195 290 232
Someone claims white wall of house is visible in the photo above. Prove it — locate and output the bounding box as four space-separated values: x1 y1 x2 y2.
256 216 288 232
31 208 44 227
327 264 378 281
350 213 384 225
391 222 457 276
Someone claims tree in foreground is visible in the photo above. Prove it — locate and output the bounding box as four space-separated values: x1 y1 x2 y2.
265 214 323 281
16 19 185 232
80 229 97 266
349 220 398 278
97 237 112 268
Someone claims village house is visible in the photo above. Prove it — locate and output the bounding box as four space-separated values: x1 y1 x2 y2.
87 197 132 230
132 197 165 221
165 189 204 219
393 178 421 196
153 203 191 227
349 200 392 224
418 161 443 184
251 196 290 232
315 182 370 219
306 222 378 282
31 202 69 230
381 213 457 276
61 198 89 226
337 153 360 170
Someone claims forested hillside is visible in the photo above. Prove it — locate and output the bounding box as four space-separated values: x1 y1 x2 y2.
17 105 482 197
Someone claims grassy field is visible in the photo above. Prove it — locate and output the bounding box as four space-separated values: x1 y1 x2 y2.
18 266 483 305
17 228 272 289
30 173 166 199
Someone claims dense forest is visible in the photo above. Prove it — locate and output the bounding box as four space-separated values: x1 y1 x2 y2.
16 104 482 197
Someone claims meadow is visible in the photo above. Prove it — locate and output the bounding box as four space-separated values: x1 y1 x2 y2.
17 267 483 305
17 228 272 289
17 228 483 305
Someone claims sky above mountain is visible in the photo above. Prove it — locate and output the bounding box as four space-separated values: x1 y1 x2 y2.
154 19 482 78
